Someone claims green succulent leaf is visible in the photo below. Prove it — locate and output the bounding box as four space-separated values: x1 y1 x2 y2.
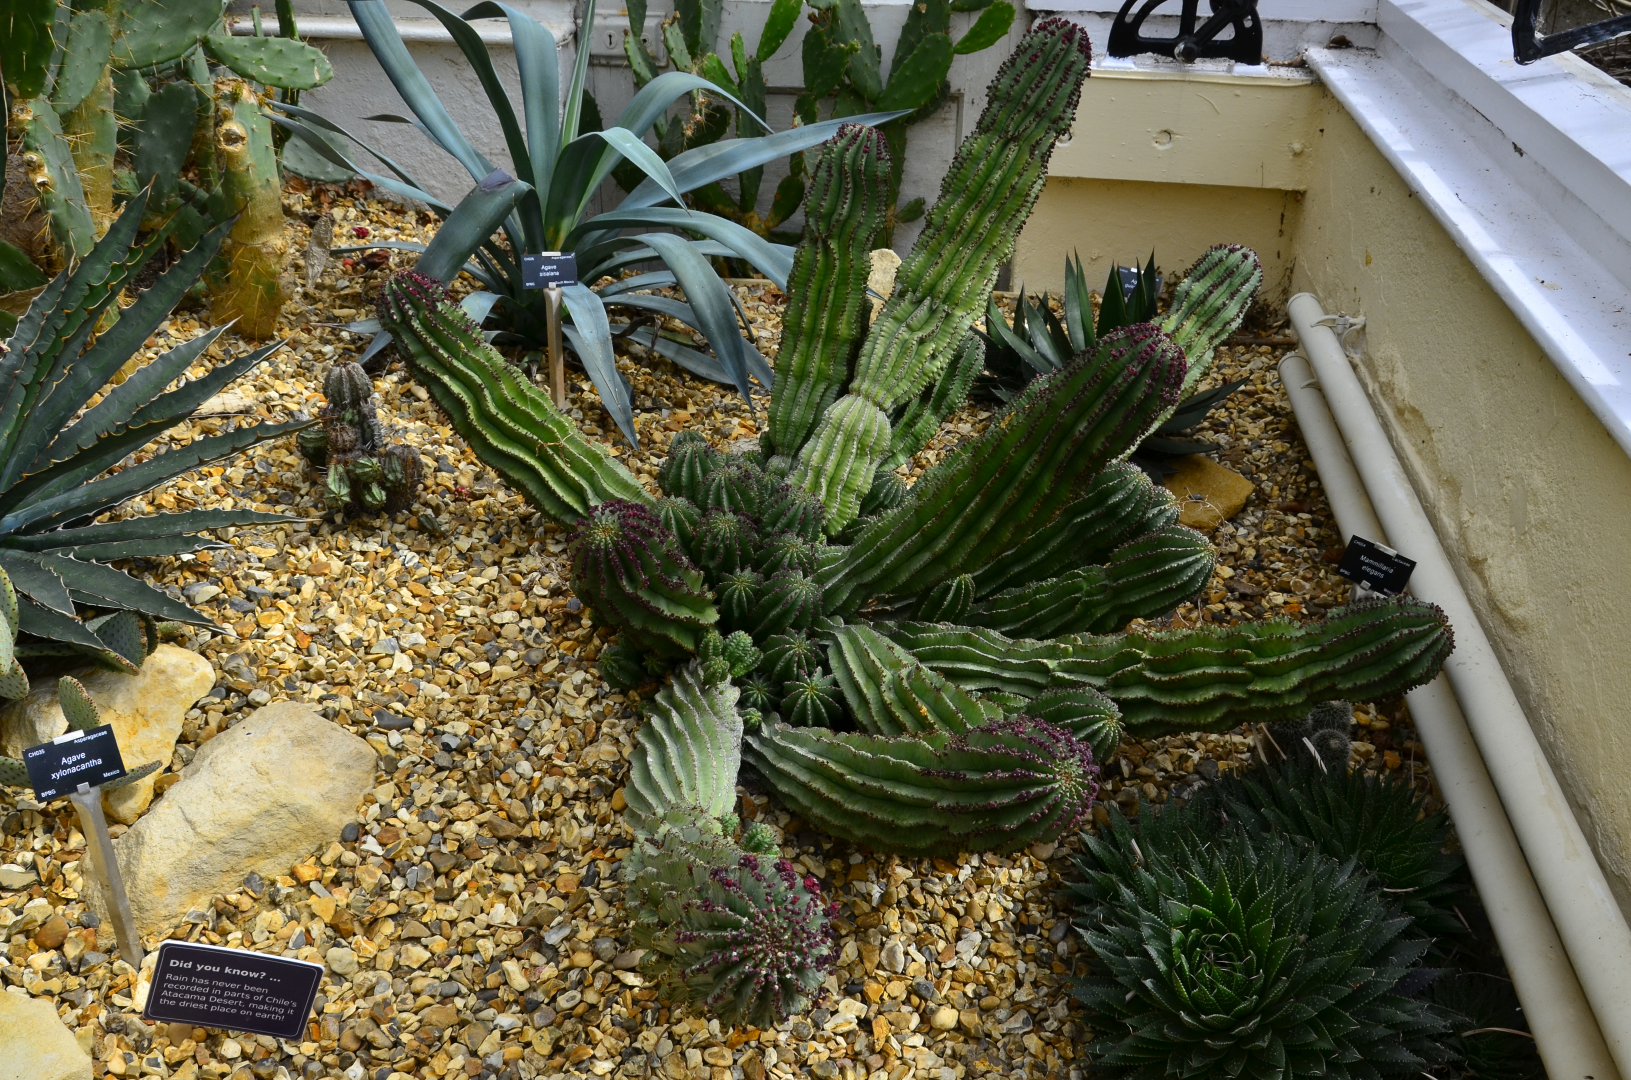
953 1 1014 55
206 32 335 90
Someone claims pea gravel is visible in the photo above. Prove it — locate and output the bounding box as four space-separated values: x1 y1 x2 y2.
0 187 1437 1080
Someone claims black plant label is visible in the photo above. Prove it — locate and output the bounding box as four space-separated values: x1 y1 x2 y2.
1337 536 1415 596
143 941 324 1040
23 725 126 800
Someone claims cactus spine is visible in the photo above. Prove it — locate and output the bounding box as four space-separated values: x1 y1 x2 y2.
380 271 649 522
743 716 1099 857
765 125 891 459
790 19 1093 534
568 501 719 661
208 79 287 339
821 324 1187 614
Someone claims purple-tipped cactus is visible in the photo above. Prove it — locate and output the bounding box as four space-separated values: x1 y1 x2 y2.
568 500 718 660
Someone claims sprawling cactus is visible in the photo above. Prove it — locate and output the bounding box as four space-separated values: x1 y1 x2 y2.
381 271 648 523
1160 243 1264 398
969 463 1179 598
764 125 892 460
743 716 1098 856
298 362 423 515
568 501 718 661
882 597 1454 738
826 624 994 737
820 324 1187 614
790 19 1094 533
963 524 1215 638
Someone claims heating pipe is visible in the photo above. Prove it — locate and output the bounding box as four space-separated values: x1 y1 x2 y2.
1280 290 1631 1079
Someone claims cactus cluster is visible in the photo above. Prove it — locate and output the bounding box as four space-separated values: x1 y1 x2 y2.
297 362 423 515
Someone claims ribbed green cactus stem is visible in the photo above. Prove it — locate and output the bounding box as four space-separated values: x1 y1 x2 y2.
656 496 703 556
782 671 843 728
765 124 892 460
821 325 1187 614
758 631 824 686
971 463 1177 598
744 716 1099 856
964 524 1215 638
827 624 996 737
1054 597 1455 736
746 569 823 638
625 809 837 1029
568 500 718 661
380 271 649 522
1023 686 1123 763
624 662 743 836
761 482 827 541
881 331 984 471
911 573 975 623
790 396 892 534
1159 244 1264 397
883 598 1454 738
208 79 287 339
790 19 1092 534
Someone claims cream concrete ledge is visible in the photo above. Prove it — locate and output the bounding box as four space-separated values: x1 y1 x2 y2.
1305 0 1631 462
227 13 575 43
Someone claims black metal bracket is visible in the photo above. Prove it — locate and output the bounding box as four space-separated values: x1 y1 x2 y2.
1107 0 1263 64
1513 0 1631 64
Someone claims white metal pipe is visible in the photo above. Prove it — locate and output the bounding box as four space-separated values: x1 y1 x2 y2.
1279 351 1618 1079
1286 291 1631 1077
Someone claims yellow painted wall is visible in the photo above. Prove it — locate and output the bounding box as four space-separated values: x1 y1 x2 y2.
1023 69 1631 914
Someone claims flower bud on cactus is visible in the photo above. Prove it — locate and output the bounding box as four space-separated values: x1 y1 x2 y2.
747 569 823 638
695 509 757 578
759 630 824 686
659 431 723 504
744 716 1098 856
781 671 843 728
569 500 718 661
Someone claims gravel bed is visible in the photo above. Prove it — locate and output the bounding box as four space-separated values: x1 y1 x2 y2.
0 188 1436 1080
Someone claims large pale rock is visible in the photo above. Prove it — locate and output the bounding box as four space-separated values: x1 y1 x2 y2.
0 645 215 824
0 989 92 1080
1161 455 1255 532
90 702 375 939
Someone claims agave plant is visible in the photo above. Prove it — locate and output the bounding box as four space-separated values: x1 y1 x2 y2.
1069 803 1456 1077
0 194 301 669
275 0 905 444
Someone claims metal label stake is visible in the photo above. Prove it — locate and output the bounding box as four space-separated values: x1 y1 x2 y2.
546 284 565 407
520 251 579 409
70 781 143 969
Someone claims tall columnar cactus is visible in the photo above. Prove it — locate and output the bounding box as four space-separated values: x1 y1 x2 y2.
790 18 1093 533
743 715 1098 857
820 324 1187 614
764 125 892 460
298 362 423 515
207 79 288 339
380 271 649 522
881 597 1455 738
963 524 1215 638
568 501 719 661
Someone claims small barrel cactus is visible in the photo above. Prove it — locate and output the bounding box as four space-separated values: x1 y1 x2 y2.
659 431 723 505
302 361 423 516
